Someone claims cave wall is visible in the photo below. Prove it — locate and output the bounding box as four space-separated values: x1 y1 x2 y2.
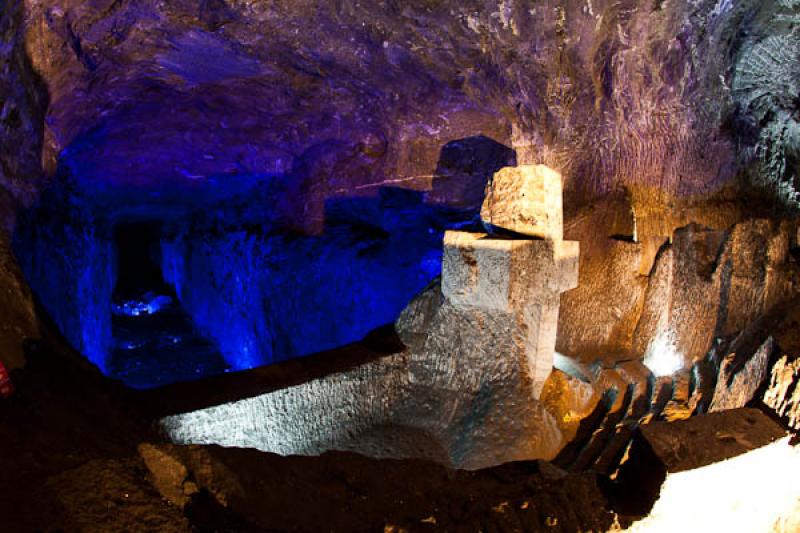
161 191 452 369
0 0 48 370
558 216 800 367
11 0 800 228
0 0 46 214
13 204 115 371
0 0 799 378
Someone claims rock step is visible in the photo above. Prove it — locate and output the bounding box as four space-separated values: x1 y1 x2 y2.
641 376 673 424
567 384 634 473
556 357 718 476
552 390 616 469
592 424 636 475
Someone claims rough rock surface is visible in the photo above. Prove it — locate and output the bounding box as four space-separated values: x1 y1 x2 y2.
0 231 39 369
764 354 800 431
1 0 799 230
0 324 617 533
481 164 563 238
161 286 572 469
161 203 579 469
539 368 602 445
1 0 798 382
710 336 774 412
137 443 197 509
559 218 800 368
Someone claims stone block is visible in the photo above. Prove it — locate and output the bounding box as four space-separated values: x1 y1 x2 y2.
481 165 563 239
442 231 578 311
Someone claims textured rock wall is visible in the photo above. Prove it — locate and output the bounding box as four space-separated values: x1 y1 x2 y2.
2 0 796 227
558 218 800 367
0 0 47 215
13 202 115 371
764 354 800 431
160 192 452 370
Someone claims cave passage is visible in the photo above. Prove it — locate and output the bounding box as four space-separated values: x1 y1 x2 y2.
109 222 229 389
12 136 514 389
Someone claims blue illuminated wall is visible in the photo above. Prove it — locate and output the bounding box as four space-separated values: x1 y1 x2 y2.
14 203 116 372
13 131 511 387
162 188 460 370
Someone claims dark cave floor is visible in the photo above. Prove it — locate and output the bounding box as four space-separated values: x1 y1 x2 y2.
0 324 616 532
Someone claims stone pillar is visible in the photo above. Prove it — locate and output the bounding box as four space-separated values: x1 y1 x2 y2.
441 165 579 397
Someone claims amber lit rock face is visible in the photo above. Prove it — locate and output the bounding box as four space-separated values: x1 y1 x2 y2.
558 218 800 369
764 354 800 431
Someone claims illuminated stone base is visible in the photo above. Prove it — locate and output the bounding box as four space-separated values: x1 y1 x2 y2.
160 230 580 469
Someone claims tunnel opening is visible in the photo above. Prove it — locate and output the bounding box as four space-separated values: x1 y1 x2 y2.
108 222 229 389
113 222 167 303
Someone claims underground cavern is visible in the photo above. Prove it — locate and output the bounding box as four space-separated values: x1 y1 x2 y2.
2 0 800 531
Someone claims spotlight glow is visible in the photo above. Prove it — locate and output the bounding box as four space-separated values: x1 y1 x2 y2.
643 331 684 377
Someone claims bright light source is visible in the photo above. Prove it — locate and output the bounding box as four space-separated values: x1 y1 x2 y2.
643 331 684 377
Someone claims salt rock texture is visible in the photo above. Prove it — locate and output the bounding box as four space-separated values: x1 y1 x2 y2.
481 164 563 238
709 336 774 412
539 367 601 446
0 0 798 378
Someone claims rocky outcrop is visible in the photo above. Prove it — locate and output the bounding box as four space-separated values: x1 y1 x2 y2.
764 354 800 431
559 218 800 370
710 337 774 412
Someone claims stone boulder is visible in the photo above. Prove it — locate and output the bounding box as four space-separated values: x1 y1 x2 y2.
709 336 774 413
480 165 563 239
